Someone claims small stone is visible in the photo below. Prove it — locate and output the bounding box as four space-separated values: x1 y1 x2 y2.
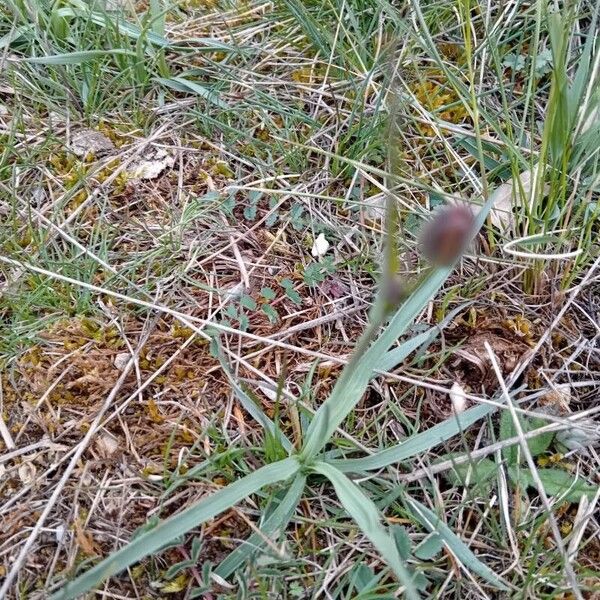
113 352 130 371
69 129 115 159
128 147 174 180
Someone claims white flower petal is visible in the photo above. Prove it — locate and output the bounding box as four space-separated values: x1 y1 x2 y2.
311 233 330 258
449 382 467 414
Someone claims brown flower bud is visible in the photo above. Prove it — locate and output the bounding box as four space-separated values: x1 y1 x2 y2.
418 204 474 266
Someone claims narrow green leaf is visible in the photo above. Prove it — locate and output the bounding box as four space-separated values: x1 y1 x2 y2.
377 329 436 373
379 303 469 374
313 462 420 600
331 403 495 472
508 467 598 502
148 0 165 36
406 497 508 591
83 10 173 47
0 25 32 50
157 76 230 109
281 0 332 55
215 474 306 578
499 410 518 464
441 454 499 491
23 49 136 64
71 7 232 52
569 5 599 124
53 458 299 600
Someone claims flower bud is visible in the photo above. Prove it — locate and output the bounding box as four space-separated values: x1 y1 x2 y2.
418 205 474 266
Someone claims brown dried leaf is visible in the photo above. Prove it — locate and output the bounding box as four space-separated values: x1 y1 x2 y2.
73 518 100 556
18 461 37 485
539 385 571 416
95 432 120 458
452 330 530 390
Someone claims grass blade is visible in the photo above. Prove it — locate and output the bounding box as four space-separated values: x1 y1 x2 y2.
23 50 136 64
313 462 420 600
331 403 495 472
379 303 471 373
405 497 509 591
158 76 231 109
215 474 306 579
378 328 438 373
53 458 299 600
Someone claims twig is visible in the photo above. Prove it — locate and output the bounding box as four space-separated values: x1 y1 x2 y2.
0 438 60 465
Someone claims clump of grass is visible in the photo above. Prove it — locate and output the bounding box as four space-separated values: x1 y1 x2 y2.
47 190 502 600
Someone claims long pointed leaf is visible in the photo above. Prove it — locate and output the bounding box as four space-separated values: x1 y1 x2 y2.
405 497 508 591
379 302 471 373
378 328 438 373
313 462 420 600
215 474 306 578
23 49 136 64
53 458 299 600
332 403 495 472
158 76 230 109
